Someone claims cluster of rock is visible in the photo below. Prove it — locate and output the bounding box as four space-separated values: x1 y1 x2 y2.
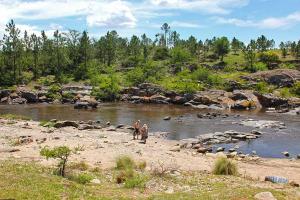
239 119 286 129
120 83 299 110
184 130 263 147
242 69 300 88
0 85 99 109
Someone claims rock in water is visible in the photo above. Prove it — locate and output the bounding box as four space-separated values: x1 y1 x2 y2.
216 147 225 152
282 151 289 157
164 116 171 120
254 192 277 200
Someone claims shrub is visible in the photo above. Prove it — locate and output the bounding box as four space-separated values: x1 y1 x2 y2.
125 67 145 86
253 62 268 72
212 157 238 176
153 47 169 61
170 47 191 64
192 67 210 82
68 161 89 171
37 75 56 86
40 146 72 177
255 82 269 94
116 168 135 184
21 71 34 84
46 84 62 100
90 68 121 101
258 52 279 69
291 82 300 97
39 120 55 128
137 161 147 171
71 173 93 184
124 174 147 189
116 156 135 170
278 88 292 98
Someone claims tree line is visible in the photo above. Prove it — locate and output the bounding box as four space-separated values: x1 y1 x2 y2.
1 20 300 87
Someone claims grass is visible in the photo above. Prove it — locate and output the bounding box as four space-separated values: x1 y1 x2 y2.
0 160 297 199
39 120 55 128
212 157 238 176
69 173 94 184
116 156 136 170
0 113 31 121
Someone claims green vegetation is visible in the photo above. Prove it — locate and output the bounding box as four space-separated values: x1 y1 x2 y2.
1 20 300 98
0 161 296 199
39 120 55 128
213 157 238 176
0 114 31 121
116 156 136 170
40 146 72 177
115 156 148 189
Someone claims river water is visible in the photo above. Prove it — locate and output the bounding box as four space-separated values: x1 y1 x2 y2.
0 103 299 158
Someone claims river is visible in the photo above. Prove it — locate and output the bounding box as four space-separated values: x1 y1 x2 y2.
0 103 299 158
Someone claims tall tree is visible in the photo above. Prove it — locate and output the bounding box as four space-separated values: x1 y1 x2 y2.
231 37 243 55
213 37 230 61
161 23 170 47
243 40 257 72
2 20 21 84
77 31 90 80
30 33 41 79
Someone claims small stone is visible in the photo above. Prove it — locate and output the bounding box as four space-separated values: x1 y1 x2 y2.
116 124 125 129
297 154 300 159
290 181 299 187
228 148 236 153
254 192 277 200
170 147 180 152
216 147 225 152
163 116 171 121
227 152 238 158
282 151 289 157
90 178 101 184
106 121 111 126
165 187 174 194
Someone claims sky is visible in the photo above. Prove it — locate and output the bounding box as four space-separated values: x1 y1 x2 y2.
0 0 300 43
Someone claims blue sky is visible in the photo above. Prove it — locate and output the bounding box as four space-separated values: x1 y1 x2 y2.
0 0 300 43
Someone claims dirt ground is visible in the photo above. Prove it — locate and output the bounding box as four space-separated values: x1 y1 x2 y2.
1 119 300 183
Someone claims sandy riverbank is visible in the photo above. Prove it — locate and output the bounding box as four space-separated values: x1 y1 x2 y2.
1 118 300 183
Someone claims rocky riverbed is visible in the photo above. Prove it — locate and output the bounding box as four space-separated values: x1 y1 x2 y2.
1 69 300 114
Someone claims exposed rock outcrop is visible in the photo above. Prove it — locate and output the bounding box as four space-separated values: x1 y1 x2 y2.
242 69 300 87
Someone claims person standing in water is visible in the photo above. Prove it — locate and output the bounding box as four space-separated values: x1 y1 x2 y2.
133 120 141 140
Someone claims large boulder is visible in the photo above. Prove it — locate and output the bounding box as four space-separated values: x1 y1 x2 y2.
54 121 79 128
20 91 38 103
74 101 89 109
62 85 92 96
232 90 261 109
12 97 27 104
0 89 11 99
138 83 165 97
242 69 300 87
254 92 288 108
149 94 170 104
171 96 188 104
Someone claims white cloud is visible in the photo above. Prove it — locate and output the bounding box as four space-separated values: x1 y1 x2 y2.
86 1 136 28
0 0 137 30
215 12 300 29
147 0 249 14
170 21 202 28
